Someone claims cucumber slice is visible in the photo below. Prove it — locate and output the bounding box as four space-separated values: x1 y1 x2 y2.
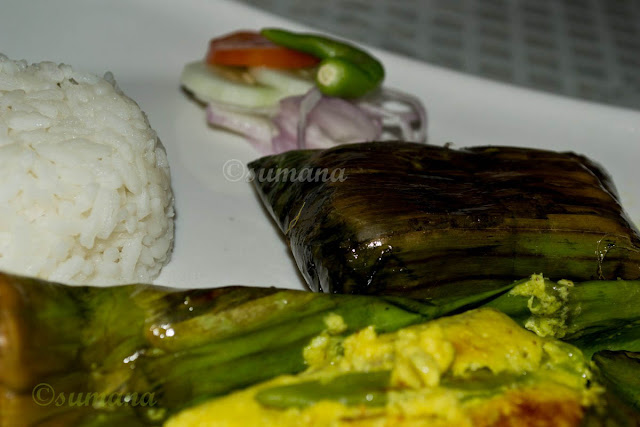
248 67 314 96
180 61 286 108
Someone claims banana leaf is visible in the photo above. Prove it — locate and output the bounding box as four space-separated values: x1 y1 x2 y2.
486 275 640 343
249 142 640 298
167 308 601 426
2 272 640 425
585 351 640 426
0 271 510 426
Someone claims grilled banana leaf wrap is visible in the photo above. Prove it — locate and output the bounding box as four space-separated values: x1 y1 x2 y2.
249 141 640 299
2 272 640 425
0 271 511 426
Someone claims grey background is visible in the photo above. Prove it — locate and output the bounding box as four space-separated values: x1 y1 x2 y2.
235 0 640 110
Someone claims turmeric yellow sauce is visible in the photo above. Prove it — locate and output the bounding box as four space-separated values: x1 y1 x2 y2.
166 308 600 426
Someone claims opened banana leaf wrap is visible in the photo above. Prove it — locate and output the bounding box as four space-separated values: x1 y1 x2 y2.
249 142 640 299
2 271 640 426
0 271 511 426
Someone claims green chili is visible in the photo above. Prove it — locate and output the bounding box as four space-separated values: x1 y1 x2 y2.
255 370 390 408
261 28 385 98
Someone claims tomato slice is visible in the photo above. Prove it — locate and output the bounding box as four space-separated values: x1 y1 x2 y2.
205 31 319 69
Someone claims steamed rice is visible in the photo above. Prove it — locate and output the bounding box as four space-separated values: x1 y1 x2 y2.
0 55 175 285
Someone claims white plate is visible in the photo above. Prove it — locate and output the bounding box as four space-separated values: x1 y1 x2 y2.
2 0 639 290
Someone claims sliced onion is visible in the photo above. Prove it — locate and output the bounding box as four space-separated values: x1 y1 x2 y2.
358 87 428 143
271 92 382 153
205 86 426 154
206 104 275 153
296 88 323 149
306 97 382 145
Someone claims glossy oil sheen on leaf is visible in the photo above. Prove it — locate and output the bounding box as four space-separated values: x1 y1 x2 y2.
249 142 640 298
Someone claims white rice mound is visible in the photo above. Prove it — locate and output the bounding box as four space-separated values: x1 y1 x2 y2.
0 55 175 285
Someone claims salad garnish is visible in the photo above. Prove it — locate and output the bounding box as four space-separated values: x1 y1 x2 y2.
181 28 427 153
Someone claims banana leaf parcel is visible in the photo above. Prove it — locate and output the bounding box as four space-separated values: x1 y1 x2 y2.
249 142 640 298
